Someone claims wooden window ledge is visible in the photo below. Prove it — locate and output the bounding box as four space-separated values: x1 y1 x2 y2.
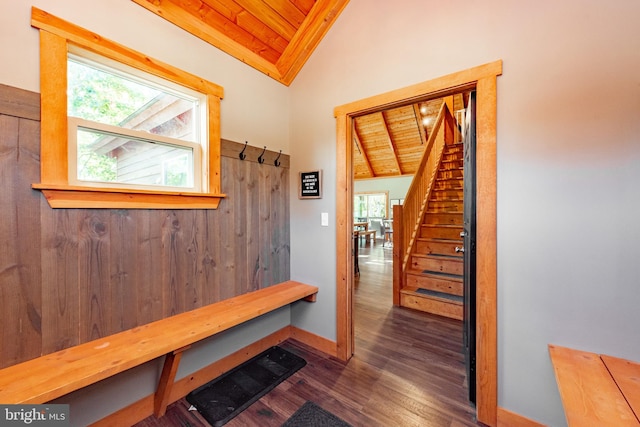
32 183 226 209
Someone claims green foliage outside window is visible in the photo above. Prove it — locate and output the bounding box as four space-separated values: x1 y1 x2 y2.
354 193 387 220
68 59 160 182
68 60 159 125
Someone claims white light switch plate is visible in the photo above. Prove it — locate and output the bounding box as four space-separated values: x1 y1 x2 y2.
321 212 329 226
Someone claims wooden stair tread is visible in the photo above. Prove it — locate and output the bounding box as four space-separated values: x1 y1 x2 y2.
430 205 462 212
418 238 462 244
426 210 463 214
412 253 462 261
416 288 463 303
407 268 463 281
401 287 463 305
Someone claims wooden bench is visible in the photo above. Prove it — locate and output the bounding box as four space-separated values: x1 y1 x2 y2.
549 344 640 426
0 281 318 417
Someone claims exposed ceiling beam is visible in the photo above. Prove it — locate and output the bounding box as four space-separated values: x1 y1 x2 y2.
379 111 402 175
353 125 375 178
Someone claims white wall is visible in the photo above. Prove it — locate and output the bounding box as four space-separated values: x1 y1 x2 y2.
289 0 640 425
0 0 290 154
354 176 412 204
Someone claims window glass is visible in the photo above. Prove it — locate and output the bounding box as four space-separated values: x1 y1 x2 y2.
68 56 198 142
354 194 367 219
67 52 204 192
354 192 388 220
73 127 195 188
366 194 387 218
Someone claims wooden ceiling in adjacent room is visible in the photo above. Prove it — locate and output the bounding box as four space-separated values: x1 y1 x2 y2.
353 93 468 180
131 0 350 86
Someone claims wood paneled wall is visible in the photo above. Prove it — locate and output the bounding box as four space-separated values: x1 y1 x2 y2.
0 84 290 368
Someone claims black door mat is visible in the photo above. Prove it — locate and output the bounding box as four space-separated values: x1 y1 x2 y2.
282 401 352 427
186 346 306 426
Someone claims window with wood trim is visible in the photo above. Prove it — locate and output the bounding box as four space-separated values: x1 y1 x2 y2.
31 7 225 209
354 192 389 221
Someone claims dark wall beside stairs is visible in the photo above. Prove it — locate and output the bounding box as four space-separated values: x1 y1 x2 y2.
0 83 290 369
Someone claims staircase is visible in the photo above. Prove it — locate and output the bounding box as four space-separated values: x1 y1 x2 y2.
400 141 464 320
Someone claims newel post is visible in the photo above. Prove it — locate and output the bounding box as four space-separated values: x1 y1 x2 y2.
392 204 404 305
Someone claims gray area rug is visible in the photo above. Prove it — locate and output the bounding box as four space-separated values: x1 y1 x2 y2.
282 401 352 427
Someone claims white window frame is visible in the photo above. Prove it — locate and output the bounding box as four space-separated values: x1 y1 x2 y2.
68 117 203 192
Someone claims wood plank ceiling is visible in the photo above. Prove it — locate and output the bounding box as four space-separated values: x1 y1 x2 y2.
131 0 350 86
354 94 467 180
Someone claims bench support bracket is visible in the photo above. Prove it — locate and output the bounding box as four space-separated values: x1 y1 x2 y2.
154 345 191 417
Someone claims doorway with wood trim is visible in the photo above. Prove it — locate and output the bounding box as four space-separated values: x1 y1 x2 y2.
334 61 501 426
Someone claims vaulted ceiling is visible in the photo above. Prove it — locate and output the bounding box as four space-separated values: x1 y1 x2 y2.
353 93 468 180
131 0 350 86
130 1 469 181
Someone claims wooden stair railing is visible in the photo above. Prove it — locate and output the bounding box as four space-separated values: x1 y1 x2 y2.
394 101 456 299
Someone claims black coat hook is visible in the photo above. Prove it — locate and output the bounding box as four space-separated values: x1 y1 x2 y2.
239 141 248 160
258 146 266 164
274 150 282 167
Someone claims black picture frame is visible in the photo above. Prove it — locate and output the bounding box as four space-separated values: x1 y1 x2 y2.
298 170 322 199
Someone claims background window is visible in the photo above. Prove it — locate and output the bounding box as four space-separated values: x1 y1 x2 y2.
354 192 388 220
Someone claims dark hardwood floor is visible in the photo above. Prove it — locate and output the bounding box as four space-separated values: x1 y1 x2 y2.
135 238 479 427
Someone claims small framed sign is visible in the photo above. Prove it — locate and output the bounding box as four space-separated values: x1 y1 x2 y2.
298 170 322 199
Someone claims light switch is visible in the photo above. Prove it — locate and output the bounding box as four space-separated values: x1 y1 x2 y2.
321 212 329 226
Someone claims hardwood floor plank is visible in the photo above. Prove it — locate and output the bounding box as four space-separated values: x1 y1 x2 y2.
134 241 478 426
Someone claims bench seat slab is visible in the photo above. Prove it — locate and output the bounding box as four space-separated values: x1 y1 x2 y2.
549 344 640 426
0 281 318 404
